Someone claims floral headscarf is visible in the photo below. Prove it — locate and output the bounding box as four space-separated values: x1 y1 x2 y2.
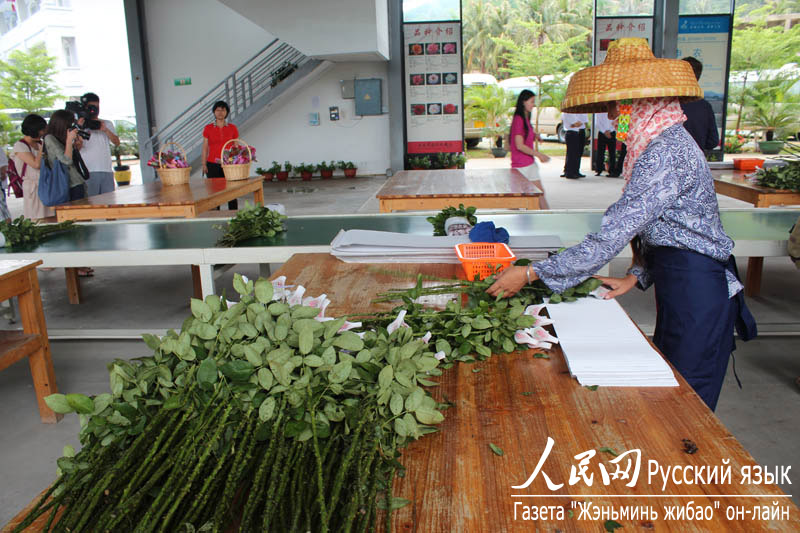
620 97 687 183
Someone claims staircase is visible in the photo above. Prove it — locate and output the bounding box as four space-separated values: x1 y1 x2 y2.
143 39 324 172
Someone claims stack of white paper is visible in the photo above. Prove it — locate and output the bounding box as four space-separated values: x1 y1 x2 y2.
545 297 678 387
330 230 562 264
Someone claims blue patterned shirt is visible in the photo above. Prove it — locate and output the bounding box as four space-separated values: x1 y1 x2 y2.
533 124 742 295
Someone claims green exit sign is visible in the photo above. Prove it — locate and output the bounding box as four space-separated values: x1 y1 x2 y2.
174 77 192 86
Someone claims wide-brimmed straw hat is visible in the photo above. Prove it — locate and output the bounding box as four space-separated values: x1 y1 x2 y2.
561 38 702 113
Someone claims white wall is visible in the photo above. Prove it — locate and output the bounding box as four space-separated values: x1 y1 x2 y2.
143 0 275 129
142 0 390 176
219 0 388 60
240 62 390 175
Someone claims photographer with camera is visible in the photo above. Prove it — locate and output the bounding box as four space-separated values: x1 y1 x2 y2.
71 92 120 196
44 110 89 201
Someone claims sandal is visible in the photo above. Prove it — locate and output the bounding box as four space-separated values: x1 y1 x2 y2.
77 268 94 277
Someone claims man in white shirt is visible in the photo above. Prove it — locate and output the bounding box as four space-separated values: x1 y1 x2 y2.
77 92 120 196
593 112 617 177
561 112 587 179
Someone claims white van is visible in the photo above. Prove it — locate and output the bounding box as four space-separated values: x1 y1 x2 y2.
463 73 499 148
498 75 571 142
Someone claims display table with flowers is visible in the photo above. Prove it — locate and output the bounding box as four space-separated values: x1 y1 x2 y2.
54 177 265 222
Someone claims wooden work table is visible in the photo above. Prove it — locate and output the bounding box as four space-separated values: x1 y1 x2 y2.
55 177 265 222
276 254 798 532
376 169 543 212
4 253 798 531
712 169 800 208
0 260 60 424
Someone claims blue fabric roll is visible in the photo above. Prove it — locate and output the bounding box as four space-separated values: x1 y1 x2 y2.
647 246 756 411
469 221 509 244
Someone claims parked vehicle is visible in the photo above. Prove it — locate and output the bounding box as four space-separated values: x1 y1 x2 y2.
463 73 498 148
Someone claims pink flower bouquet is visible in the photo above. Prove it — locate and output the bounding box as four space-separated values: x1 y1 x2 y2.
218 144 257 165
147 150 189 169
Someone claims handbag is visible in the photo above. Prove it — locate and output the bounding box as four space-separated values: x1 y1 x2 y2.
39 142 71 207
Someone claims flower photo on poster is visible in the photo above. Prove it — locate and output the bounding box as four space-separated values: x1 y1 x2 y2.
409 43 424 56
427 73 441 85
443 103 458 115
443 72 458 85
442 42 457 54
427 103 442 115
410 74 425 86
426 43 441 55
411 104 427 116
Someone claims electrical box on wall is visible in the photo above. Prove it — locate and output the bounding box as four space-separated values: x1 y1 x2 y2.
354 78 382 116
340 79 354 99
329 106 340 121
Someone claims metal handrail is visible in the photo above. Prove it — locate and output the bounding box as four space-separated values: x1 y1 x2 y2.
145 39 311 161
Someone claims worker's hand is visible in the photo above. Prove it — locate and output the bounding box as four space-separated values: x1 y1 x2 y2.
537 153 551 163
486 265 534 298
594 274 638 299
202 163 208 176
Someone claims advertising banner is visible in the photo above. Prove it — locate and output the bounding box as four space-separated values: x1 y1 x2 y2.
403 21 463 154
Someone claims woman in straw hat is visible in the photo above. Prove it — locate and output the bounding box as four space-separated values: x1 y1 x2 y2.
487 38 756 411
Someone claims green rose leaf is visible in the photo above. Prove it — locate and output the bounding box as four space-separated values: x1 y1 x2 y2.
190 298 213 321
233 273 251 296
197 357 219 390
405 387 424 412
389 393 404 416
254 279 274 303
329 360 352 384
415 406 444 425
489 443 504 456
259 396 276 422
243 345 264 367
92 393 113 415
394 417 409 437
333 331 364 352
257 367 274 390
291 306 321 319
378 365 394 390
66 393 94 415
377 497 412 511
472 317 492 330
299 329 314 355
44 393 73 414
304 355 324 367
220 360 255 382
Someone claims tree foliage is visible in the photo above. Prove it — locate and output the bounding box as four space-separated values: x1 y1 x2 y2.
0 43 61 113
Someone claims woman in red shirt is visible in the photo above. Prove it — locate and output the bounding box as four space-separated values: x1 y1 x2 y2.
201 100 239 209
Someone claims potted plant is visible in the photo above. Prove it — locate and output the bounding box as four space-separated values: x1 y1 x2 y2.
338 160 357 178
408 156 431 171
464 84 514 158
112 144 130 186
277 161 291 181
454 153 467 169
112 123 137 186
296 163 315 181
435 152 460 169
317 161 336 179
745 75 799 155
257 161 281 181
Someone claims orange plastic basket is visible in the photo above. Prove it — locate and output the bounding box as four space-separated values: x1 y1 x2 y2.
733 158 764 171
455 242 516 281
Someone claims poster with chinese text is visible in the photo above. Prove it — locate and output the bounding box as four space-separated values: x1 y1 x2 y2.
404 22 463 154
594 17 654 65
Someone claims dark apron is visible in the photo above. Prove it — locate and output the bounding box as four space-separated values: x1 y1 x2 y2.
647 246 757 411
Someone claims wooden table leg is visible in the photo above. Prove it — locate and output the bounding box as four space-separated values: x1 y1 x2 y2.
254 185 264 205
745 257 763 298
379 199 391 213
19 269 61 423
64 268 81 305
191 265 202 300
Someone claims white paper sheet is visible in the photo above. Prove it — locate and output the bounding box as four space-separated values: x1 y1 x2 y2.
545 297 678 387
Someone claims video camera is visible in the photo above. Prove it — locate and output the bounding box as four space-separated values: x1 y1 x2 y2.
65 99 100 139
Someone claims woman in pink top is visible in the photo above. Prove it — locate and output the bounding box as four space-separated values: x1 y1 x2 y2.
509 89 550 208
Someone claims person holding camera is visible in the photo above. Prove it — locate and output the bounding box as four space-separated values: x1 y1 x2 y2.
76 92 120 196
44 110 89 201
